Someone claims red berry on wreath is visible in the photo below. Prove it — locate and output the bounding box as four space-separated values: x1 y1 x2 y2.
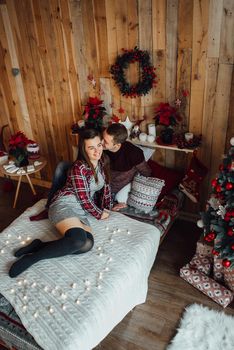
222 259 231 268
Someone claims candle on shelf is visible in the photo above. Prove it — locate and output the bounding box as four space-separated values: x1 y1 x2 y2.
148 123 156 137
185 132 194 142
147 134 155 143
139 133 147 142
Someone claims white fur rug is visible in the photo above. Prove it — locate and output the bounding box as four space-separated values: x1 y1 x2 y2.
167 304 234 350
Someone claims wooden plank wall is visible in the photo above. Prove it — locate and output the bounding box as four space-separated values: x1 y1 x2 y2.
0 0 233 211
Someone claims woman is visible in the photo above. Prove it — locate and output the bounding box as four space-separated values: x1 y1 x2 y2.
9 128 112 278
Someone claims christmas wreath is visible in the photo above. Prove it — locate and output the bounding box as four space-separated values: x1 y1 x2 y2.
110 47 157 98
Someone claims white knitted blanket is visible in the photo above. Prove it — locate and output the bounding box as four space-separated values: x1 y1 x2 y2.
0 200 160 350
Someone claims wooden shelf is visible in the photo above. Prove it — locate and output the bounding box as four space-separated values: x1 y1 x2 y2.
129 139 196 153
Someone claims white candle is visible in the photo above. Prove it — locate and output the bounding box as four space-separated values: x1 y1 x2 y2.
139 133 147 142
185 132 194 141
148 123 156 137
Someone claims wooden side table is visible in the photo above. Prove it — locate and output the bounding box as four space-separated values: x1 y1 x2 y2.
0 157 47 208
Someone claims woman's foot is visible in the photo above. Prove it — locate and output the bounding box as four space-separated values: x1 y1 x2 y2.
9 255 34 278
14 239 42 257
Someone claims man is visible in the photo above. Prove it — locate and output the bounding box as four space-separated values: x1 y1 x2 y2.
30 123 151 220
103 123 151 195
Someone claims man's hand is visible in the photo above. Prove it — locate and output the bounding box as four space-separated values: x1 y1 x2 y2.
100 210 110 220
112 203 127 212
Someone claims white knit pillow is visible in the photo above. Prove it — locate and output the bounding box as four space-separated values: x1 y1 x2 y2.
127 174 165 213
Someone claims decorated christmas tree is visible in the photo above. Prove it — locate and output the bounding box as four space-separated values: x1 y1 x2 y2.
198 138 234 268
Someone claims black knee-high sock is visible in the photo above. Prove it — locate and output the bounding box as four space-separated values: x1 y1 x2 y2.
14 239 43 257
14 232 94 257
73 232 94 254
9 227 93 278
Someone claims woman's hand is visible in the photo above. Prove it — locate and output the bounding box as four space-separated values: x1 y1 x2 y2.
100 210 110 220
112 203 127 212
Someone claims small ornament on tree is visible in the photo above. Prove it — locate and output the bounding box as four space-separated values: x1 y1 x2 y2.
222 259 231 268
204 232 216 242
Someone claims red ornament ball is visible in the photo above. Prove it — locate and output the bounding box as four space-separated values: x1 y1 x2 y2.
231 244 234 250
219 164 224 171
216 185 222 193
204 232 216 242
211 179 217 187
226 182 233 190
212 249 219 256
222 259 231 268
227 228 234 236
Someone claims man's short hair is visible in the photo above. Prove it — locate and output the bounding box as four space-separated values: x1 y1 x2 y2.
106 123 128 144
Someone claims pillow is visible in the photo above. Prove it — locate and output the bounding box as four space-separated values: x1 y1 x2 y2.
147 159 184 198
115 183 131 204
127 174 165 213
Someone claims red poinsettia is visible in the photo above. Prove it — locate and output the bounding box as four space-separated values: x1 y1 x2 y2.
82 96 107 131
8 131 33 150
154 102 181 127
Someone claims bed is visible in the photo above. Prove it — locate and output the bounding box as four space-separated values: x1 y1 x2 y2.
0 199 161 350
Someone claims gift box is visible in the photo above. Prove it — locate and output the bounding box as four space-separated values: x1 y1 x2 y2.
224 267 234 292
196 241 213 256
180 264 233 308
189 253 212 275
213 256 224 283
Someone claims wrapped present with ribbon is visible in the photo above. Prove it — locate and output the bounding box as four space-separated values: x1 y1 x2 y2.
213 256 224 283
189 253 212 276
224 267 234 292
180 264 233 308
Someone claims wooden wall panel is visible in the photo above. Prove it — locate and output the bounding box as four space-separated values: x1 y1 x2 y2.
0 0 233 212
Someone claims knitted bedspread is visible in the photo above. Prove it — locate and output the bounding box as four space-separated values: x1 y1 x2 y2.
0 200 160 350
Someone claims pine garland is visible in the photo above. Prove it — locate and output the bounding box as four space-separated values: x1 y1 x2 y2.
110 47 157 98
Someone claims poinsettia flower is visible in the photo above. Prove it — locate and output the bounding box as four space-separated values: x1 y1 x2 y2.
111 114 120 123
182 90 189 97
88 97 103 106
9 131 32 149
154 102 181 126
159 115 170 126
118 107 125 114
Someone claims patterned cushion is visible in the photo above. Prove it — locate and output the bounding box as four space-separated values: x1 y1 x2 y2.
127 174 165 213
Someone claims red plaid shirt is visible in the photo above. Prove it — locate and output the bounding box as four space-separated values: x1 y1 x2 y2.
51 160 112 219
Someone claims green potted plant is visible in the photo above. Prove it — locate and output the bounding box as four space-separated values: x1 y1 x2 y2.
8 131 33 167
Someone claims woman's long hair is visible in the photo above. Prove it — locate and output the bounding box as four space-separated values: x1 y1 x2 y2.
76 128 110 183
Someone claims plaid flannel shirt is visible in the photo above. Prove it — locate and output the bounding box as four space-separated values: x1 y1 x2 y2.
51 160 112 219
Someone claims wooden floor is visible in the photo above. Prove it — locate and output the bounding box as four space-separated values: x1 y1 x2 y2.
1 177 234 350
